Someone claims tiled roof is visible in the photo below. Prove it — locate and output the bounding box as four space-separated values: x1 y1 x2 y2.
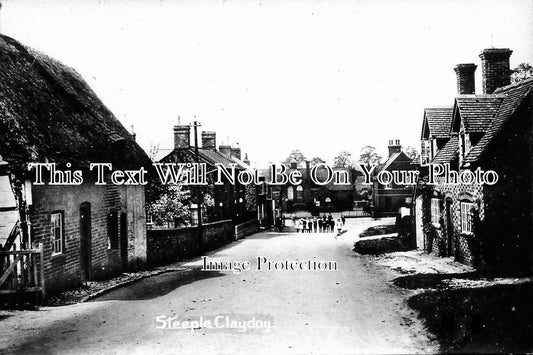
422 107 453 139
455 95 505 133
431 136 459 164
197 148 237 168
381 151 411 171
465 78 533 163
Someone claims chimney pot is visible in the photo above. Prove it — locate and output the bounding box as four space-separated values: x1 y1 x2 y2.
388 139 402 157
454 63 477 94
479 48 513 94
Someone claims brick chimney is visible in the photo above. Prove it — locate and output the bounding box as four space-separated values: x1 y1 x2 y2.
219 144 231 157
454 63 477 94
230 144 241 160
173 125 190 149
243 153 250 166
201 131 216 150
479 48 513 94
388 139 401 157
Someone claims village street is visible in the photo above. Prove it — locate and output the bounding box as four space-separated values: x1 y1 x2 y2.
1 218 436 354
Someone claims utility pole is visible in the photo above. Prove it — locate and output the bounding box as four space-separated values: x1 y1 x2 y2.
192 119 203 248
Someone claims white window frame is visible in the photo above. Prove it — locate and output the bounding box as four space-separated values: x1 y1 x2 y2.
431 198 440 225
51 212 63 255
461 202 474 234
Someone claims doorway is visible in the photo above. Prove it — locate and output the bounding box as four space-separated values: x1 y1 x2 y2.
120 212 128 272
79 202 92 281
445 198 454 257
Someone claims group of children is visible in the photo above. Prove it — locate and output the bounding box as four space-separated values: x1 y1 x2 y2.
293 214 346 236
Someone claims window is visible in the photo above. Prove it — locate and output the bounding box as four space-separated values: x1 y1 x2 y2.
287 187 294 201
107 210 119 249
431 198 440 225
461 202 474 234
296 186 303 201
51 212 64 254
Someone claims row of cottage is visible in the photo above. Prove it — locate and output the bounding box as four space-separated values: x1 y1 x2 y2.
414 48 532 276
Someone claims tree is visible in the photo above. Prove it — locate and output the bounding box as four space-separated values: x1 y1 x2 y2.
148 184 191 227
511 63 533 83
283 149 306 165
404 146 420 163
359 146 382 166
333 151 353 168
310 156 326 166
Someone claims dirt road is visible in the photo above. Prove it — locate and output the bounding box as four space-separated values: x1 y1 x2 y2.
1 218 436 354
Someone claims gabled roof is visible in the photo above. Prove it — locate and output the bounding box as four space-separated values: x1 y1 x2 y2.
465 78 533 163
0 34 150 171
421 107 453 139
452 95 505 133
431 136 459 164
381 151 412 171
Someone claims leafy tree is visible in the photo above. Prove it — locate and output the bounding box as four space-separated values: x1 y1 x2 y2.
511 63 533 83
283 149 306 165
148 184 191 227
404 146 420 163
359 146 382 166
148 142 160 161
333 151 353 168
310 156 326 166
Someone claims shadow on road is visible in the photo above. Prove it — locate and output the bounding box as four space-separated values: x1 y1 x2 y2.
89 268 224 302
392 272 480 289
246 231 295 239
403 277 533 353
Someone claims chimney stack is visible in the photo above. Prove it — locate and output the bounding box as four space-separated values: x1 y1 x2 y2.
388 139 401 157
219 144 231 157
454 63 477 94
173 125 190 149
230 144 241 160
201 131 216 150
479 48 513 94
243 153 250 166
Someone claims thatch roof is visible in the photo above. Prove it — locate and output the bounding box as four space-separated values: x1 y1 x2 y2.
0 34 150 173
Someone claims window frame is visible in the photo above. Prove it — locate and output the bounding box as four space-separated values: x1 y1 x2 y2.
50 211 64 255
460 201 474 234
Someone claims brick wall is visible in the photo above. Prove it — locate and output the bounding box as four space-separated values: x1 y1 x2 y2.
427 179 484 265
147 219 234 266
235 219 259 240
29 181 146 294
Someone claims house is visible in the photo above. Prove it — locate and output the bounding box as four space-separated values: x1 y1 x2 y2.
371 140 418 217
156 125 253 225
266 160 362 214
416 48 533 275
0 34 151 294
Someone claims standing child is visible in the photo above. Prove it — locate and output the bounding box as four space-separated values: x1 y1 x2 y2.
336 218 342 237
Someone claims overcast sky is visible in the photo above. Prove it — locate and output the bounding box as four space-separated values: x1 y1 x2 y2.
2 0 532 166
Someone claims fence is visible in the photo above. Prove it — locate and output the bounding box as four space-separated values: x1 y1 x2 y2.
0 243 45 299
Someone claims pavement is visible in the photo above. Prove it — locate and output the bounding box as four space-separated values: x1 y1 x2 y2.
0 217 439 354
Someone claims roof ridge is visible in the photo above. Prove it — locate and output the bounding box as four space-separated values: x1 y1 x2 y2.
494 77 533 93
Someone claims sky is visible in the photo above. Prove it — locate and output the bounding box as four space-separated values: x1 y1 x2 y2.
2 0 532 167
